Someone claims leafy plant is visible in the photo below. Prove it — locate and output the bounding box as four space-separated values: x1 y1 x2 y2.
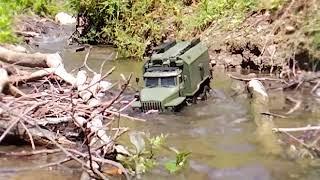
116 132 167 175
68 0 184 58
165 150 191 174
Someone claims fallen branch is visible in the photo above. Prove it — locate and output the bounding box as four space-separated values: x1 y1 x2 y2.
273 125 320 133
260 112 288 119
285 96 302 114
229 74 286 83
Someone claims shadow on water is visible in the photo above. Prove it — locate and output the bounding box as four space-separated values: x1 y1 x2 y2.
1 46 319 180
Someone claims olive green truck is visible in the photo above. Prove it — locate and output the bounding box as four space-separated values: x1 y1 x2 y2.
132 39 212 112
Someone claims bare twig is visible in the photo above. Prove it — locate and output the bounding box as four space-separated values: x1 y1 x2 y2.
82 66 116 92
100 52 115 74
273 125 320 133
0 157 72 173
0 148 61 156
19 120 35 150
80 46 95 73
228 74 286 83
0 118 20 143
98 73 132 114
285 96 302 114
261 112 287 119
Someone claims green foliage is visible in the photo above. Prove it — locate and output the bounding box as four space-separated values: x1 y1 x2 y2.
165 151 191 174
69 0 183 58
313 33 320 50
116 132 190 175
258 0 285 11
149 133 168 149
0 0 68 43
117 132 167 175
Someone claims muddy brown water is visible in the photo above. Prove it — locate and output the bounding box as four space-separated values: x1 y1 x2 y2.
1 45 320 180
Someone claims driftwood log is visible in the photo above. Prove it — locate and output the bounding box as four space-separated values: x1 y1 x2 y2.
0 46 75 86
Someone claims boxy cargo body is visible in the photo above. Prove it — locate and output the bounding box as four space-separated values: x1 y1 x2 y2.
132 39 212 112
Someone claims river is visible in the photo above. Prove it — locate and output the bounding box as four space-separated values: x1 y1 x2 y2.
0 44 319 180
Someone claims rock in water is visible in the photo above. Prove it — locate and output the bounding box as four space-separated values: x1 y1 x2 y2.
55 12 76 25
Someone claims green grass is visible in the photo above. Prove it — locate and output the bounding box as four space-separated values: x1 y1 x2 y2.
179 0 257 37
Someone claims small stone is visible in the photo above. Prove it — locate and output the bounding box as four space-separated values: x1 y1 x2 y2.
285 25 296 34
55 12 76 25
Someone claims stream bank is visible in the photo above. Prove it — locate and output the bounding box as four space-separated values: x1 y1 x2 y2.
1 1 320 179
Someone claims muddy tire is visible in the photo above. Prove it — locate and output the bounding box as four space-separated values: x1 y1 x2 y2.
199 85 210 101
172 100 186 112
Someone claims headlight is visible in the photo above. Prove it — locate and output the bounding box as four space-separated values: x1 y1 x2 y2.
134 93 140 100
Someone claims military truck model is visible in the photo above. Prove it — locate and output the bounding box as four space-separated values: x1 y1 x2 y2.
132 39 212 112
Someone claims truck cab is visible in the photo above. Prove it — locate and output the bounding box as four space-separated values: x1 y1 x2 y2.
132 39 212 112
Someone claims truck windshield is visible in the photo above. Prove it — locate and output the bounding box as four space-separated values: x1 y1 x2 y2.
145 77 159 87
161 77 175 87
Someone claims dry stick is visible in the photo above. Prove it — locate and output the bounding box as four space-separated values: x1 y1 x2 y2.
0 148 61 156
29 122 108 179
66 148 130 180
19 120 35 150
0 104 105 180
0 157 73 173
98 73 132 114
79 46 95 73
286 96 302 114
273 125 320 133
84 130 98 179
284 73 320 90
260 112 288 119
228 74 286 83
269 48 276 74
105 110 146 122
100 52 115 74
311 80 320 95
311 132 320 147
276 130 320 157
82 66 116 92
0 118 20 143
119 98 137 112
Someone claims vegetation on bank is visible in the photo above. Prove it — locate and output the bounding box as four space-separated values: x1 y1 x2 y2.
70 0 261 58
0 0 67 43
1 0 319 59
69 0 292 58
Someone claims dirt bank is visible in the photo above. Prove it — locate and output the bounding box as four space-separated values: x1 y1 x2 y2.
201 0 320 72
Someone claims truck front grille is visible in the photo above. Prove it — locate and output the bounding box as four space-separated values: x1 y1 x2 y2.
141 101 163 112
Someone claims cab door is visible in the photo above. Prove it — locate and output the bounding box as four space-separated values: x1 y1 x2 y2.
178 74 185 97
